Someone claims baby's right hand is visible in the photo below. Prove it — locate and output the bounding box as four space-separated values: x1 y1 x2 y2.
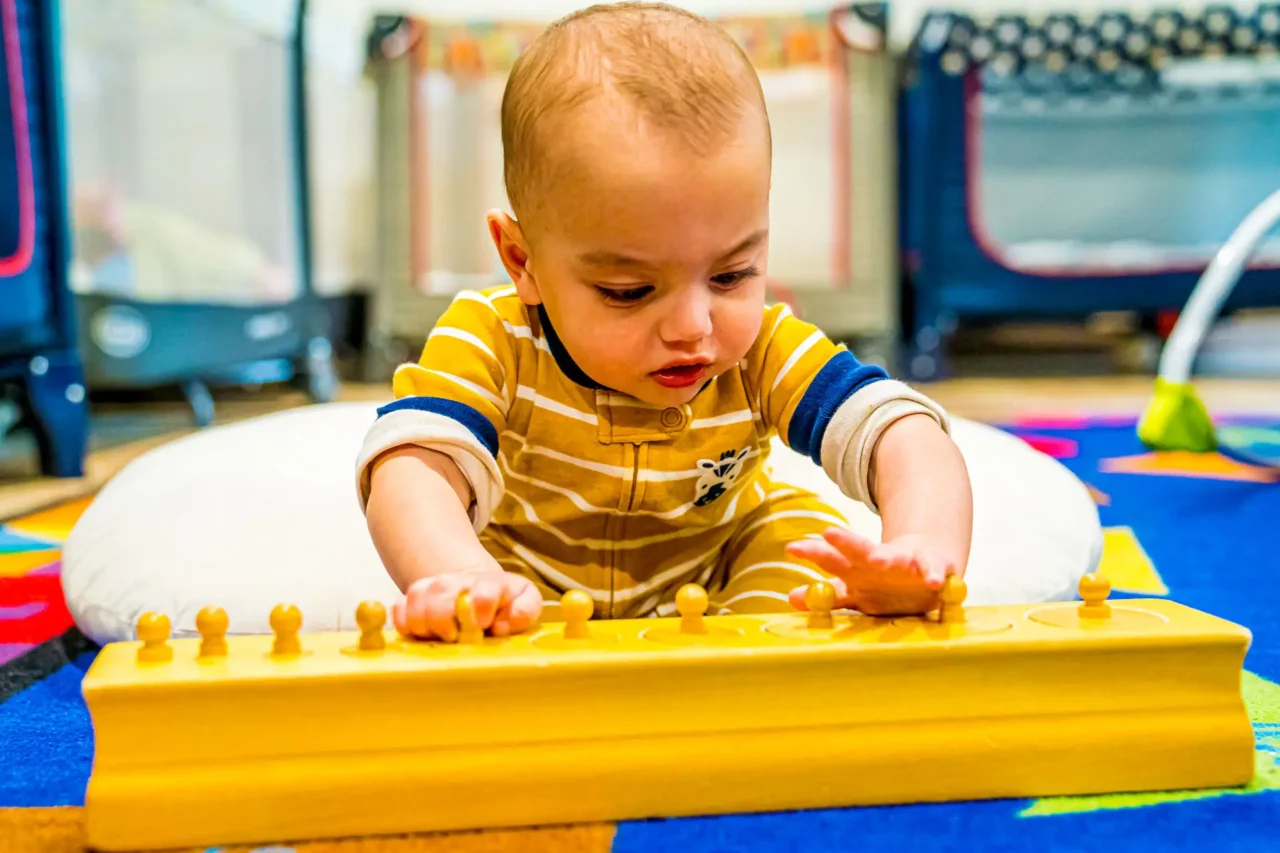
392 570 543 641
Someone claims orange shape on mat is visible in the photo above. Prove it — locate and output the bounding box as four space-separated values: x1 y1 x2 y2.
0 807 617 853
0 549 60 578
6 496 94 542
1100 451 1280 483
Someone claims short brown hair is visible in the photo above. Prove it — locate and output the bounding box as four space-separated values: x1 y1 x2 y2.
500 2 768 221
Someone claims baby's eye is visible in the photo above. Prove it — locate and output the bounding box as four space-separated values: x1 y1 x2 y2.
595 285 653 305
711 266 760 288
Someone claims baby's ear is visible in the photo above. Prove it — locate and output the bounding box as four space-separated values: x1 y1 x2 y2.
486 210 541 305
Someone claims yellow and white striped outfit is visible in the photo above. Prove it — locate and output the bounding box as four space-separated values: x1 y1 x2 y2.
357 286 948 619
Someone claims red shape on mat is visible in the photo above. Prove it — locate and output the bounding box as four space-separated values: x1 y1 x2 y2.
1011 414 1135 430
0 573 71 644
1018 434 1079 459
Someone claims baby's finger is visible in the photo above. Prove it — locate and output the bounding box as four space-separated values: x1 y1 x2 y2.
422 580 465 642
916 554 952 590
402 581 435 638
503 581 545 635
821 528 881 566
392 599 408 636
786 539 855 576
466 573 503 629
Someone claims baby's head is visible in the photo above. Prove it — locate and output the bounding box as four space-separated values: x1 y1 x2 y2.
488 2 772 406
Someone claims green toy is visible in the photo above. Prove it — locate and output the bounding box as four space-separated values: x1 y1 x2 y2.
1139 188 1280 465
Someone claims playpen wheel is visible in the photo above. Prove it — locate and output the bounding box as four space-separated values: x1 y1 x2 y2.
183 379 216 428
304 337 338 404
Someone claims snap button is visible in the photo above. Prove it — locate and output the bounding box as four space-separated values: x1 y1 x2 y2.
660 407 685 430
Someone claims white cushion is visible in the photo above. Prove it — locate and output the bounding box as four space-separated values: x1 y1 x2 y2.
62 402 1102 644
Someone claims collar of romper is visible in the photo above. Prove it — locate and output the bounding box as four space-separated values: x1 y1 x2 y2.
535 304 710 444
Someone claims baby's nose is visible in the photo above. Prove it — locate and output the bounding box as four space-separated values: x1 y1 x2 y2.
661 293 713 342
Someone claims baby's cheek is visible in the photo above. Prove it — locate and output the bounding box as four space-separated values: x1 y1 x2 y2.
715 300 765 360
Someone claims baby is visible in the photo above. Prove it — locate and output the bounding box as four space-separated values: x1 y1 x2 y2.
357 2 972 641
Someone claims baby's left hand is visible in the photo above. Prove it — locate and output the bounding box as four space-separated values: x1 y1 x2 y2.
785 528 956 616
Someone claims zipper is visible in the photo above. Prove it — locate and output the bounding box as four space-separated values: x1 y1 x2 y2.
610 441 644 618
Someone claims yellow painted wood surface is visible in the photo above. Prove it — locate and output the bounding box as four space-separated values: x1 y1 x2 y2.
82 588 1255 851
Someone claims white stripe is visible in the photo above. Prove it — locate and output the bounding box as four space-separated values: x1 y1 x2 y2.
425 370 506 409
604 394 661 410
428 327 496 360
754 482 766 501
769 305 793 337
453 291 501 313
715 590 791 613
767 488 798 501
615 545 721 601
510 545 608 602
515 385 598 424
690 409 754 429
738 509 846 542
505 489 733 552
485 286 518 302
503 321 551 352
500 430 714 482
729 561 827 584
770 330 824 393
499 456 704 521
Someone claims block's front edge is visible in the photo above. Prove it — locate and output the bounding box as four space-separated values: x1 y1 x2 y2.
84 701 1255 851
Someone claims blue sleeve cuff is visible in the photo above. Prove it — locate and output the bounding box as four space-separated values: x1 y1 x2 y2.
785 351 888 465
376 396 500 457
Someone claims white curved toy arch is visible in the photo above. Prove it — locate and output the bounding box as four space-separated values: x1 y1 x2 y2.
1158 188 1280 387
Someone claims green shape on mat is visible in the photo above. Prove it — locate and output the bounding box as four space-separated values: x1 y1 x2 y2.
1137 379 1217 453
1021 671 1280 817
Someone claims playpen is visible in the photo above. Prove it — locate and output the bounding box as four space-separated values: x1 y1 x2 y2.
360 1 901 378
0 0 88 477
59 0 336 425
897 3 1280 379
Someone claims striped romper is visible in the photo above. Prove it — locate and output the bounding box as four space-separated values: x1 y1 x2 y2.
357 286 948 620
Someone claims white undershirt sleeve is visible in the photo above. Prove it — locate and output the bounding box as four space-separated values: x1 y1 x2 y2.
818 379 951 514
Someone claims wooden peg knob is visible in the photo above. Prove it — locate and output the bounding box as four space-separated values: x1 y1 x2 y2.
939 575 967 624
196 606 228 658
136 612 173 663
561 590 593 639
456 592 483 644
356 601 387 651
805 581 836 629
1078 572 1112 619
270 604 303 656
676 584 709 635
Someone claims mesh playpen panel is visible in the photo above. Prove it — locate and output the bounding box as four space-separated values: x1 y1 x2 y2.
367 3 899 363
61 0 302 305
952 5 1280 274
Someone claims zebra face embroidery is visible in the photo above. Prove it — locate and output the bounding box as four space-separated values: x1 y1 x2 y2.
694 448 751 507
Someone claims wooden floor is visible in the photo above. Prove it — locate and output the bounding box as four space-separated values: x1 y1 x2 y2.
1 376 1278 522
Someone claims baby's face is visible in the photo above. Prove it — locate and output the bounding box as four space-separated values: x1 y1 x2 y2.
513 104 771 407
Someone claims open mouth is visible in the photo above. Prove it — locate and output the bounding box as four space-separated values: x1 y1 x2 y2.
650 363 708 388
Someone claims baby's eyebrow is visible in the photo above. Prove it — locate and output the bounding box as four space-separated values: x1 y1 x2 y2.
578 230 768 269
720 229 769 259
578 250 651 269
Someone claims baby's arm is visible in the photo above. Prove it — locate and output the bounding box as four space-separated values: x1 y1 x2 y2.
750 305 970 615
870 412 972 575
366 446 495 590
357 291 541 640
366 446 542 641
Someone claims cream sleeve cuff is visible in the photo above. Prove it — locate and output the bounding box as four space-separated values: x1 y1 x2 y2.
354 409 505 531
818 379 951 514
